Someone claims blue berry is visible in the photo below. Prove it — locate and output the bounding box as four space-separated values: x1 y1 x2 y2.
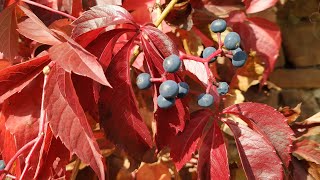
224 32 241 50
177 82 189 98
0 160 5 170
159 80 179 98
203 47 217 63
136 73 151 90
232 51 247 67
217 82 229 95
210 19 227 33
163 54 181 73
198 93 214 107
157 95 175 108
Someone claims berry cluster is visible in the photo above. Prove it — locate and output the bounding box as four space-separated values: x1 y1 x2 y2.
136 19 247 109
136 55 190 108
209 19 248 67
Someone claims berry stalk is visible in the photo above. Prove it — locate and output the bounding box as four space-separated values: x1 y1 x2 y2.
20 71 50 179
0 138 37 179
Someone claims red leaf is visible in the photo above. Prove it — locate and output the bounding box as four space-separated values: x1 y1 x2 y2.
86 28 136 69
2 76 42 148
0 54 50 104
95 0 122 6
130 6 151 25
244 0 278 14
198 120 229 180
72 74 99 120
227 11 281 82
141 36 188 149
171 109 212 171
293 139 320 164
224 119 283 179
1 129 21 176
223 102 293 168
44 65 105 180
99 35 153 159
183 59 209 86
86 28 136 102
0 76 44 178
17 6 61 45
36 126 70 179
71 5 136 38
0 3 19 60
48 35 111 87
122 0 154 11
0 59 11 70
291 157 308 180
142 26 179 60
71 0 83 17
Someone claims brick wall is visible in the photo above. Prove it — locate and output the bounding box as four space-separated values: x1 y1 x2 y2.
249 0 320 119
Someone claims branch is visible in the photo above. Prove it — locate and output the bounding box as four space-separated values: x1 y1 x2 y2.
20 68 50 179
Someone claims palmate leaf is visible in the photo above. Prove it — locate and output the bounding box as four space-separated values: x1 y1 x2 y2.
140 33 189 150
86 28 137 103
0 53 50 104
17 6 61 45
141 26 179 64
49 32 111 87
198 120 229 180
171 109 212 171
86 28 137 70
243 0 278 14
0 76 43 179
224 119 283 179
71 5 137 38
44 65 105 180
223 102 293 168
35 126 70 179
0 3 19 60
99 34 153 159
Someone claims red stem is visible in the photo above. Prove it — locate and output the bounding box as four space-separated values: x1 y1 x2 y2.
150 77 164 82
206 83 212 94
204 62 216 85
20 74 49 179
204 49 223 62
6 174 16 179
217 33 224 49
22 0 77 20
180 54 207 63
0 138 37 179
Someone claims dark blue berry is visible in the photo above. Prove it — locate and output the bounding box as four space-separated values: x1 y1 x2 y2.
177 82 189 98
159 80 179 98
0 160 5 170
198 93 214 107
203 47 217 63
210 19 227 33
157 95 175 108
232 51 247 67
224 32 241 50
163 54 181 73
136 73 151 90
217 82 229 95
231 47 242 55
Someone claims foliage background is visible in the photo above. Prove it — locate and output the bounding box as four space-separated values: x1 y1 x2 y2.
0 0 319 179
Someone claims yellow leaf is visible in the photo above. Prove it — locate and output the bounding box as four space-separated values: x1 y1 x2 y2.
136 162 171 180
